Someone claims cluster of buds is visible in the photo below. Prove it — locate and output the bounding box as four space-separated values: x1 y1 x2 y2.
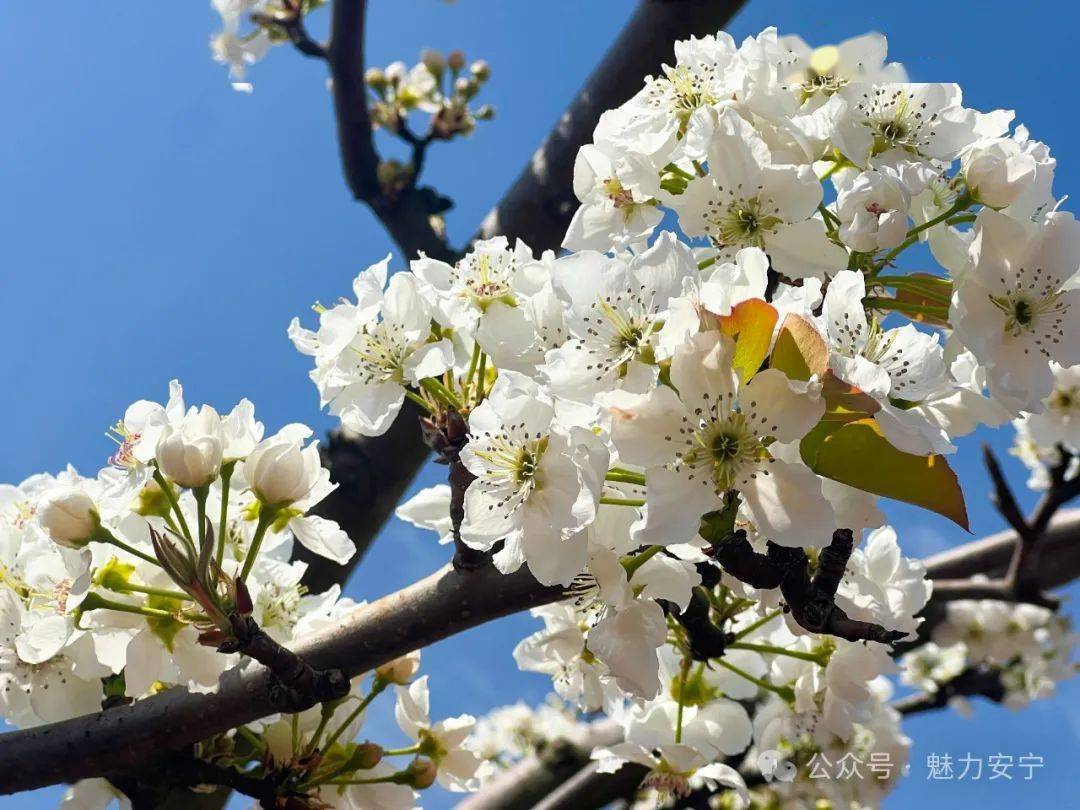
149 520 252 648
365 49 494 140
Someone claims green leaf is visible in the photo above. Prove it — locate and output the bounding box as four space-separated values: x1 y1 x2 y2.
769 314 828 381
800 417 969 529
719 299 778 383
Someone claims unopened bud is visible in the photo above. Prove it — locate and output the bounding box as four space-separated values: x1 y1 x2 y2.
39 488 99 549
402 757 438 789
447 50 466 72
376 651 421 685
469 60 490 82
474 104 495 121
365 67 387 92
351 742 384 770
420 49 445 78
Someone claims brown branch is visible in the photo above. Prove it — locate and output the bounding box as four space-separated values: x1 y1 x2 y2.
892 667 1007 716
0 564 563 795
457 720 622 810
253 1 328 60
529 761 648 810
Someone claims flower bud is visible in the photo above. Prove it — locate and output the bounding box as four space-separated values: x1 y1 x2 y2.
365 66 387 93
376 651 421 685
351 742 384 770
962 138 1037 209
420 49 444 78
446 50 466 72
243 437 321 507
156 406 225 488
474 104 495 121
469 60 490 82
39 487 99 548
402 757 438 789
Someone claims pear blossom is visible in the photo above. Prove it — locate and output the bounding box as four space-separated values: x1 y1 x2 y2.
952 209 1080 413
834 168 912 252
394 676 481 791
605 331 832 547
673 108 846 279
290 257 455 437
460 371 607 585
155 405 225 488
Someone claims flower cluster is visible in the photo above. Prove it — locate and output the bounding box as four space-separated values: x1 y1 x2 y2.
366 49 495 141
0 381 357 728
290 27 1078 807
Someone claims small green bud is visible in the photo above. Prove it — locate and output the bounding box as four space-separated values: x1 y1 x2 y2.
469 60 490 82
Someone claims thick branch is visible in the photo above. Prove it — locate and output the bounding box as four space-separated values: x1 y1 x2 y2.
892 667 1007 716
529 761 647 810
0 564 563 795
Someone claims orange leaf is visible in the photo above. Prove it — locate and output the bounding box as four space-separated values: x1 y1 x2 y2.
719 299 779 383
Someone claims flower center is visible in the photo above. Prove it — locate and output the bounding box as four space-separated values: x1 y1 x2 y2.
680 412 764 492
351 324 412 384
712 197 781 249
456 253 516 311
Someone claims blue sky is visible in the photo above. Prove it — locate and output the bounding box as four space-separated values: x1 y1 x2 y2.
1 1 1077 807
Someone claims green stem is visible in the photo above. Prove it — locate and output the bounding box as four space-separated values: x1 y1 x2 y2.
600 496 645 508
327 774 402 786
715 657 795 702
403 388 436 414
733 609 783 640
216 464 233 569
320 679 388 755
152 469 192 541
818 203 840 229
304 702 340 758
419 377 463 410
864 296 949 318
194 485 209 553
605 468 647 486
475 352 488 404
382 744 421 757
622 544 663 579
97 529 160 568
464 341 482 396
111 582 191 602
674 657 690 744
82 593 177 621
878 197 971 267
239 508 276 584
729 641 829 666
818 161 843 182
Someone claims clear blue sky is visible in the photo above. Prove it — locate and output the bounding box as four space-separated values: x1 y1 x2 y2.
1 2 1077 807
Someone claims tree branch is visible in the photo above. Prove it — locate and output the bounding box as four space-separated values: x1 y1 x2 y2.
892 666 1007 716
529 761 648 810
0 564 563 795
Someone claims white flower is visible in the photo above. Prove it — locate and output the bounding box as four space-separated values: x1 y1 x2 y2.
38 487 99 549
244 432 322 508
155 405 225 488
395 675 481 792
290 256 455 437
780 32 907 100
544 233 695 401
901 642 967 693
587 596 668 700
513 603 611 711
832 82 986 167
952 209 1080 414
961 136 1038 209
673 108 846 279
563 118 663 251
241 426 355 564
460 371 607 585
604 331 833 548
834 168 911 252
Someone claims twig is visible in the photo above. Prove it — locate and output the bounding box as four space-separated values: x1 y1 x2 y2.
252 2 328 60
419 410 490 570
892 667 1006 716
220 614 349 711
932 446 1078 609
